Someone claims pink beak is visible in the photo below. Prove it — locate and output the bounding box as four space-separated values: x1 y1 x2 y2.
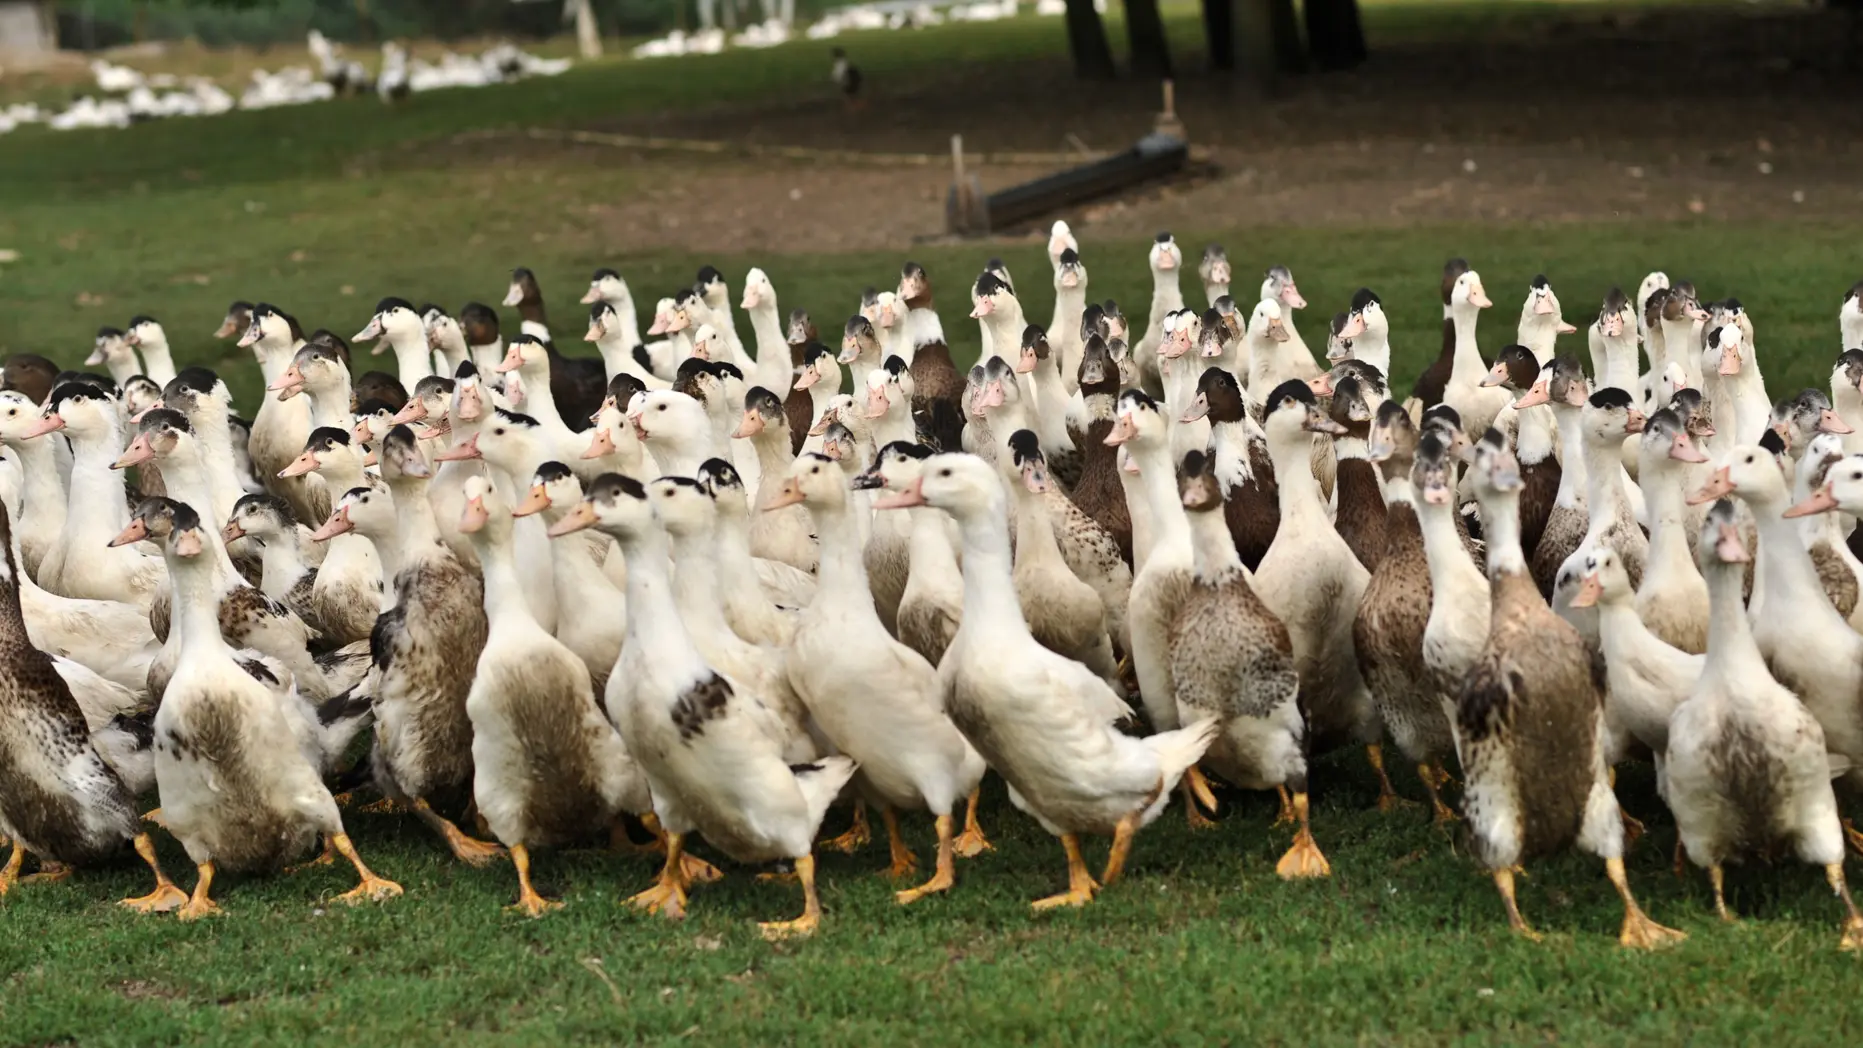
112 433 156 470
1280 285 1306 310
435 433 483 461
583 427 616 459
310 507 354 541
20 413 65 439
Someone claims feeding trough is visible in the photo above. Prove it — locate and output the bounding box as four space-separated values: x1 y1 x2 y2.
946 81 1190 236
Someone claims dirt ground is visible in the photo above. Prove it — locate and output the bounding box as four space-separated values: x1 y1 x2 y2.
556 4 1863 253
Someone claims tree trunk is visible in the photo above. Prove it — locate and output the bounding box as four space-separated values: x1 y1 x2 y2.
1122 0 1173 78
569 0 602 58
1064 0 1117 80
1201 0 1233 70
1266 0 1306 74
1305 0 1366 71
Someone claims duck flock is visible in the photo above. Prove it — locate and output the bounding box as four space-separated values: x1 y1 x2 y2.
5 226 1863 948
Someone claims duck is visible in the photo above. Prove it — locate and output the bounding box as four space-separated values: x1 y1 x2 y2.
1568 387 1651 591
1412 418 1491 763
769 454 990 896
1702 322 1770 459
694 266 752 373
1328 288 1391 378
1516 276 1578 365
0 391 67 581
1130 233 1184 398
0 496 185 910
0 353 60 408
587 301 670 390
857 441 964 667
159 368 257 540
85 327 141 388
1068 337 1135 565
1664 497 1863 948
456 473 646 916
1482 347 1561 556
1244 298 1319 415
580 374 656 485
1408 259 1470 411
1635 272 1671 347
459 302 508 376
24 384 162 609
348 425 500 865
1651 283 1710 390
436 410 560 634
570 472 857 937
214 300 255 343
876 452 1217 908
1563 545 1700 766
423 306 472 377
225 493 380 647
1321 366 1388 573
1052 249 1090 396
1441 268 1510 443
1591 287 1642 399
502 267 554 345
1632 408 1712 653
696 461 810 645
999 432 1120 683
490 335 597 468
1526 357 1596 595
1183 366 1278 572
739 268 798 401
271 338 356 434
136 500 400 918
1353 402 1459 824
1195 245 1230 308
1789 435 1863 627
351 298 436 403
238 304 322 525
1014 327 1082 489
1457 428 1683 948
897 263 964 454
1171 448 1331 872
123 316 178 387
734 385 817 574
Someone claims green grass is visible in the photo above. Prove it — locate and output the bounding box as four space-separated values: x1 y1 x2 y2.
4 3 1863 1044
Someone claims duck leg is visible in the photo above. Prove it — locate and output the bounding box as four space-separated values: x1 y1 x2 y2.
1492 866 1540 941
0 840 23 896
1031 833 1099 910
413 797 505 867
1273 785 1297 827
820 800 871 854
1708 865 1734 922
759 853 823 940
897 814 956 905
332 833 403 905
1418 760 1458 826
284 835 336 874
1605 856 1685 949
1182 767 1219 830
1826 864 1863 951
176 862 222 921
1100 810 1141 886
141 807 166 829
952 787 993 858
505 843 560 918
628 831 694 919
1844 819 1863 857
120 833 189 914
1608 768 1644 847
627 813 723 884
1367 745 1417 812
18 861 71 884
878 805 918 878
1273 791 1332 879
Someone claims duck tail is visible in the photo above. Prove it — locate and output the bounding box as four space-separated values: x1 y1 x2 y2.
791 756 859 830
1143 716 1220 794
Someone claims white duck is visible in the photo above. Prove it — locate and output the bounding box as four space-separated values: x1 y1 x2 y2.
875 453 1217 909
1132 233 1185 397
1632 407 1711 653
352 298 436 402
1516 276 1578 365
1565 544 1700 764
123 316 178 387
24 384 162 609
1441 269 1510 443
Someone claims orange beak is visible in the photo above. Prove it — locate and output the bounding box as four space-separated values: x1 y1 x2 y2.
278 450 320 478
107 519 149 548
1784 484 1841 519
1566 571 1604 609
583 427 616 460
871 475 926 510
547 500 598 537
458 495 489 534
1687 465 1736 506
111 433 156 470
512 484 552 517
762 479 807 511
435 433 483 462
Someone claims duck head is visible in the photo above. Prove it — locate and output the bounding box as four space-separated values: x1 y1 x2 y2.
1565 545 1633 609
583 267 629 307
114 408 192 471
312 485 394 542
1522 276 1577 334
1248 299 1291 345
354 296 421 350
872 452 999 518
1596 287 1635 340
1482 344 1540 393
1148 232 1182 277
855 440 933 493
1263 378 1346 443
1411 429 1457 505
764 452 845 512
1055 248 1086 293
1698 497 1750 567
1451 269 1492 313
223 493 294 545
1639 407 1708 470
502 267 542 311
1182 366 1244 425
740 268 775 312
1689 442 1786 506
842 314 881 366
1786 451 1863 519
214 300 254 341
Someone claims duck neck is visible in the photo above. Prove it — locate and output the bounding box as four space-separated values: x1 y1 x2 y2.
253 338 295 386
469 525 534 633
386 331 435 392
1354 333 1392 378
953 498 1034 641
9 437 62 533
1131 440 1192 554
1752 490 1837 615
1027 364 1073 448
608 291 643 349
1187 505 1244 583
668 528 735 639
1602 332 1639 392
1208 417 1257 494
1662 319 1701 387
1703 559 1767 680
318 455 370 497
1450 304 1484 381
1269 429 1328 527
138 340 177 385
907 505 960 579
1515 403 1555 466
514 366 565 429
1417 496 1474 591
170 552 231 664
1641 461 1692 576
1552 405 1588 507
189 409 244 520
1480 488 1527 578
1011 483 1066 569
595 331 639 381
0 525 25 634
810 497 870 604
618 528 709 675
1582 435 1626 532
306 383 352 433
388 476 445 563
258 531 312 597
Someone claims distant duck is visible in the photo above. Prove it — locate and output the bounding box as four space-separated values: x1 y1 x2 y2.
378 43 412 104
831 47 863 110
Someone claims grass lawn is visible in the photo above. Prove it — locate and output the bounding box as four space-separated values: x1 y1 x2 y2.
3 3 1862 1044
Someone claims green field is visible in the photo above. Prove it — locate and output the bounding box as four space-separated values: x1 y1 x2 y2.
3 3 1863 1044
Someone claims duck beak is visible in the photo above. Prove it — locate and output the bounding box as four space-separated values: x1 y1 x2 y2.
647 312 670 336
129 401 160 423
969 297 994 319
352 420 374 445
1181 394 1210 424
1468 285 1492 309
839 336 862 364
975 380 1006 411
1533 295 1557 316
583 427 616 460
459 495 489 534
1601 315 1624 338
221 519 246 543
493 346 524 373
1304 407 1348 436
1306 374 1334 397
740 288 761 310
1015 348 1039 374
354 315 384 342
268 365 305 398
1566 571 1604 609
1714 522 1749 562
363 448 379 468
1512 379 1552 410
1337 312 1366 340
390 398 428 425
20 413 65 439
1280 284 1305 309
1784 484 1841 519
214 315 241 339
1668 432 1709 463
1719 346 1741 376
1687 465 1736 505
547 500 597 536
807 411 836 437
1479 361 1510 388
456 386 483 422
502 283 524 308
585 320 606 342
794 367 820 392
512 484 551 517
1267 319 1290 343
84 345 108 366
865 388 891 419
237 324 263 349
111 433 156 470
733 410 765 439
872 476 926 510
580 285 603 305
1624 409 1648 435
108 519 149 547
762 479 806 511
1819 409 1855 435
434 433 482 462
1103 414 1138 446
1557 321 1578 334
277 450 319 478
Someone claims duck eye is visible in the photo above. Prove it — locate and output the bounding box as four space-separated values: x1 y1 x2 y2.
658 404 667 411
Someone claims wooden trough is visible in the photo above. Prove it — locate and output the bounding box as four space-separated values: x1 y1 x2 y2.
946 81 1190 236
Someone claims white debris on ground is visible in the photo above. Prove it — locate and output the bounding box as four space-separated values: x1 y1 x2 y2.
7 38 573 135
643 0 1098 55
